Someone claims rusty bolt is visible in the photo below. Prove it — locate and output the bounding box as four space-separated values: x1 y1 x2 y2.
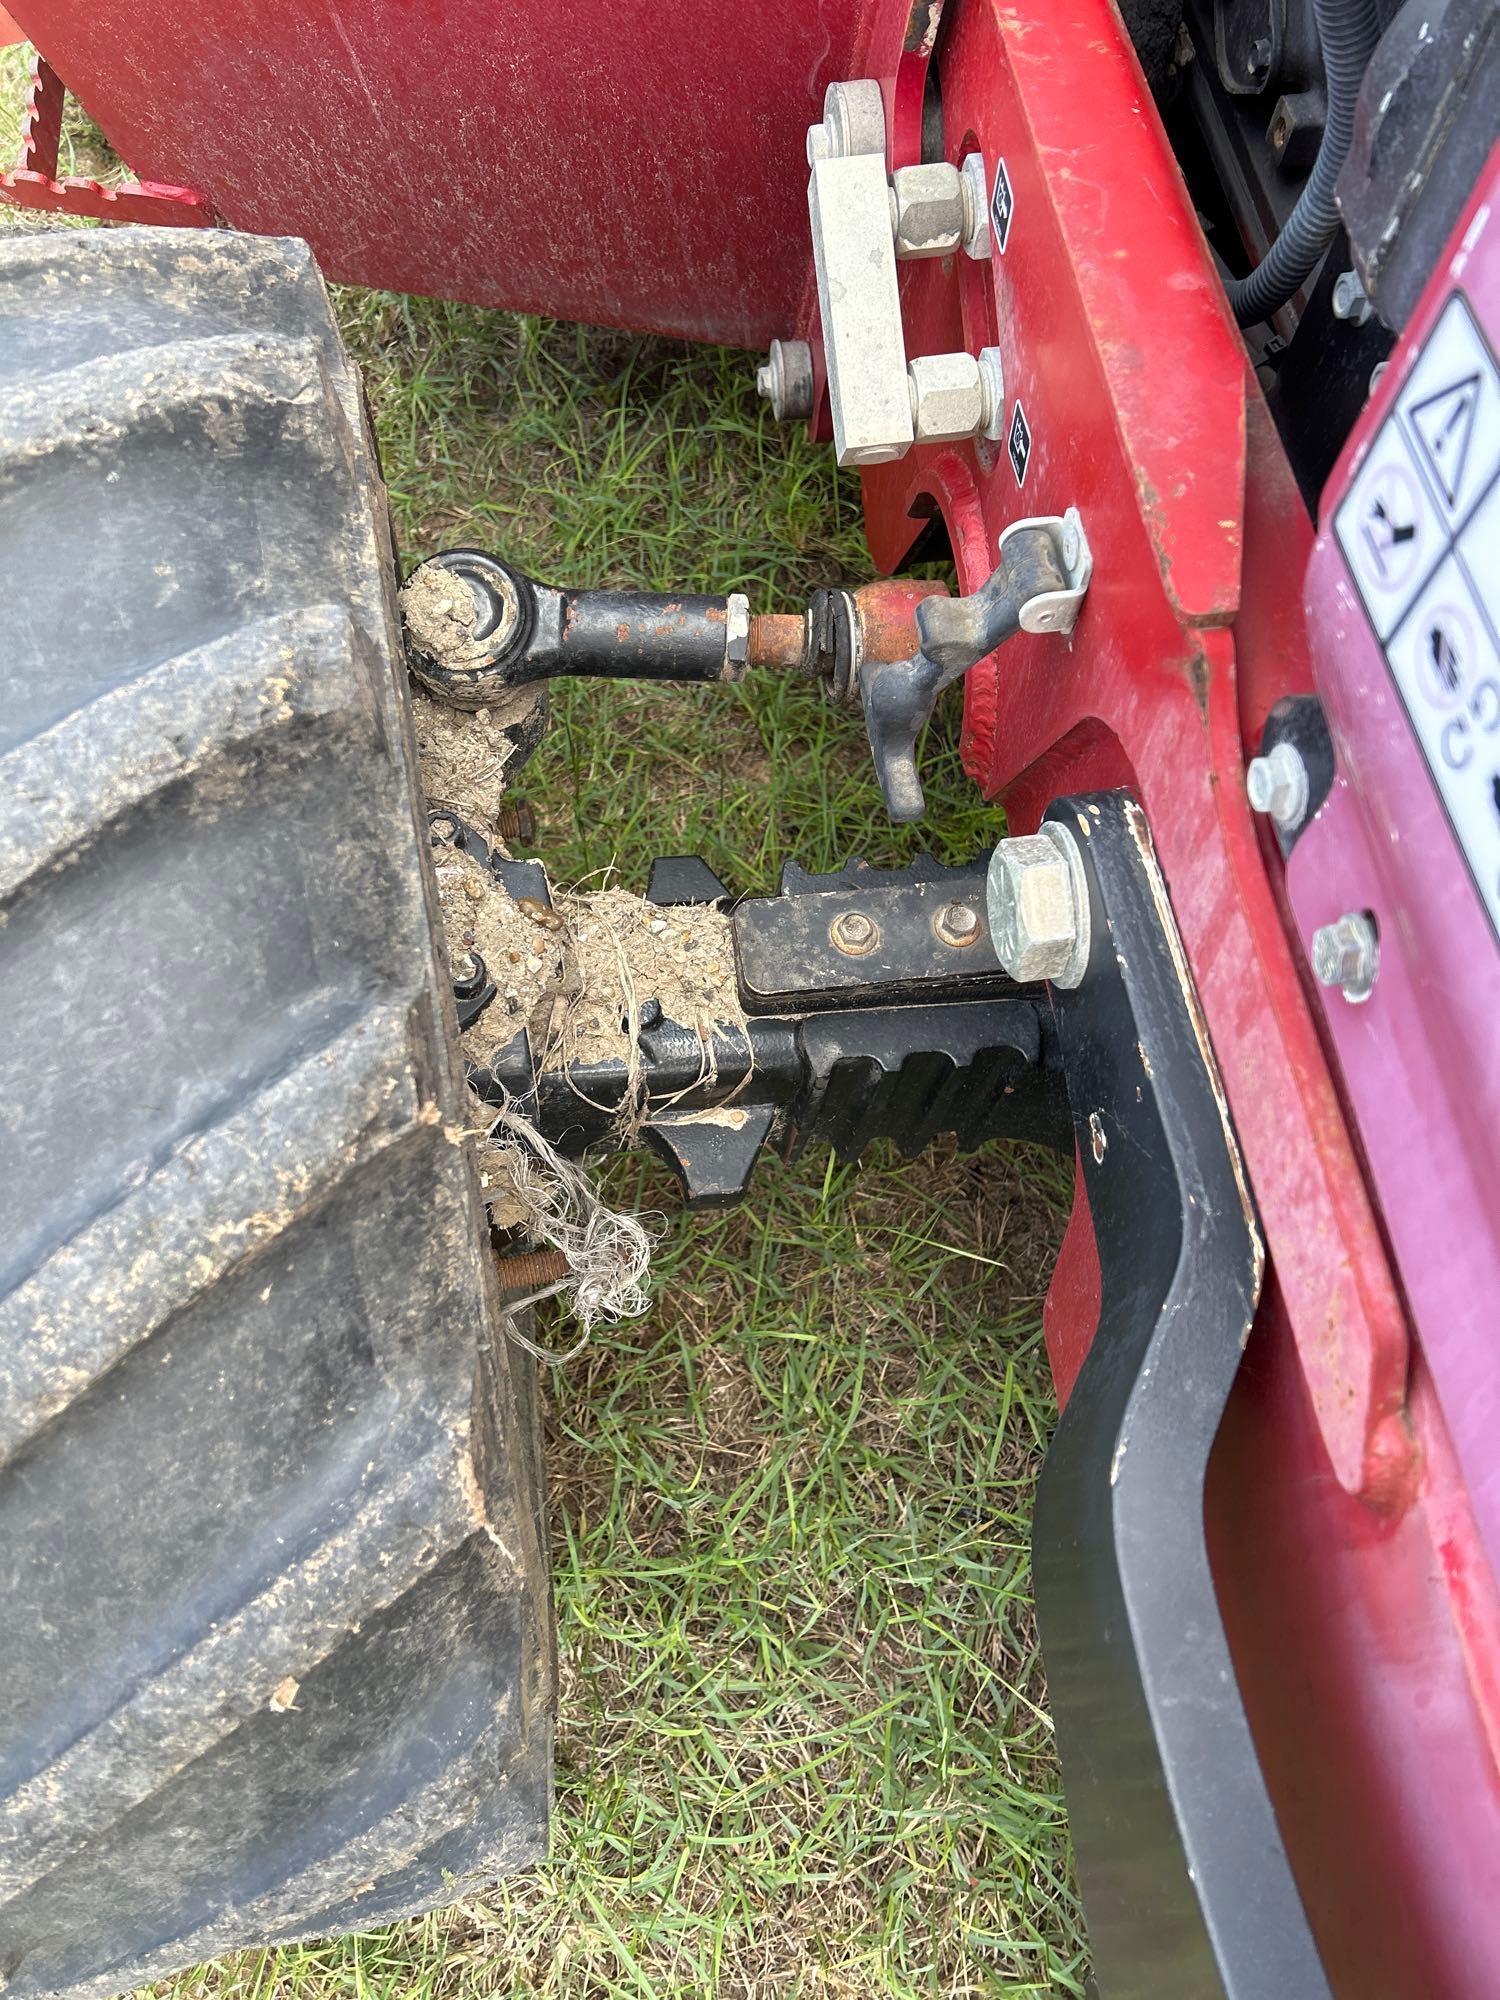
496 800 538 844
934 901 982 947
830 909 880 956
495 1246 571 1294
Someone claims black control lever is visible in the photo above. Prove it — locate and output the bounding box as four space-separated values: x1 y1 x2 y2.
859 511 1092 822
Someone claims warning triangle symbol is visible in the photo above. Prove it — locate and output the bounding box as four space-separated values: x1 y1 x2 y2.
1409 372 1481 507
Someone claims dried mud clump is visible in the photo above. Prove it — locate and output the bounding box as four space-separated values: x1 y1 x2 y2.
400 563 485 666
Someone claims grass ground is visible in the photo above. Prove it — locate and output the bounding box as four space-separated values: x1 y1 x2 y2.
3 52 1083 1996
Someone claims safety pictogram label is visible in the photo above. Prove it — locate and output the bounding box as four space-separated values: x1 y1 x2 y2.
1007 399 1031 486
1337 288 1500 941
990 159 1014 256
1395 293 1500 526
1335 422 1447 636
1384 556 1500 938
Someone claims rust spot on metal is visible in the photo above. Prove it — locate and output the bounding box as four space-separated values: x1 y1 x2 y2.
747 612 805 672
495 1246 571 1293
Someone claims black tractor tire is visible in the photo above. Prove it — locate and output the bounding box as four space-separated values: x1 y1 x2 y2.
0 228 553 2000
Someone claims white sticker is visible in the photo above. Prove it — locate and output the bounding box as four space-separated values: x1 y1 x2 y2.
1384 556 1500 938
1457 471 1500 642
1335 420 1446 637
1336 288 1500 943
1395 293 1500 528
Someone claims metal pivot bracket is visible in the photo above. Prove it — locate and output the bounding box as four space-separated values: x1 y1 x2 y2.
859 513 1092 822
804 81 1004 466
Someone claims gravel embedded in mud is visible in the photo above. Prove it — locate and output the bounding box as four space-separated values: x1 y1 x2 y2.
400 563 483 665
548 888 747 1074
431 844 571 1063
410 688 522 846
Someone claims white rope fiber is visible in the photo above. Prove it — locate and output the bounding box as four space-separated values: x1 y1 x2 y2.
485 1099 661 1365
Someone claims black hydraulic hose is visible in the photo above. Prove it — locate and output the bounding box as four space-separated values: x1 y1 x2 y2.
1225 0 1382 326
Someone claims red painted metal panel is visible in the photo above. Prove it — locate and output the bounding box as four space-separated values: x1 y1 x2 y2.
9 0 891 346
843 0 1413 1509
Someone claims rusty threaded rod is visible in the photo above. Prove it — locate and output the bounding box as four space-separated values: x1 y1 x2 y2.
495 800 538 843
495 1246 572 1293
747 612 807 673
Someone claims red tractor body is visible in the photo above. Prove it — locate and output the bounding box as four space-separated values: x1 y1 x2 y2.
7 2 1498 1991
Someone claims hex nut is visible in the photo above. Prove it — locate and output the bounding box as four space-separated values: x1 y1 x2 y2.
1246 740 1310 829
985 825 1091 986
1311 910 1379 1002
724 592 750 679
959 153 992 259
891 162 965 257
1331 271 1373 326
908 351 985 442
830 908 880 955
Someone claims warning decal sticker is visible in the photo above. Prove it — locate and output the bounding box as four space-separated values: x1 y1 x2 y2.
1336 290 1500 940
990 159 1014 256
1007 400 1031 487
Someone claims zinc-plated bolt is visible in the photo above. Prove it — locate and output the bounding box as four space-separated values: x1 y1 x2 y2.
1332 271 1373 326
985 823 1091 987
755 337 815 422
1311 910 1379 1003
959 153 992 259
807 78 886 164
1245 740 1310 830
977 347 1006 440
935 901 982 947
830 908 880 955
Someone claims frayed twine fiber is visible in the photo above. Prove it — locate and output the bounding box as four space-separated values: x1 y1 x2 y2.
485 1099 662 1365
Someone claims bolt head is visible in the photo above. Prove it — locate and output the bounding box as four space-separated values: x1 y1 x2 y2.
830 909 879 955
986 827 1090 986
935 901 982 946
1310 911 1379 1003
1332 271 1373 326
959 152 992 259
1246 739 1310 830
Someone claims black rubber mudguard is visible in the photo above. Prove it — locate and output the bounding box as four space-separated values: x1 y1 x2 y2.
0 229 552 2000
